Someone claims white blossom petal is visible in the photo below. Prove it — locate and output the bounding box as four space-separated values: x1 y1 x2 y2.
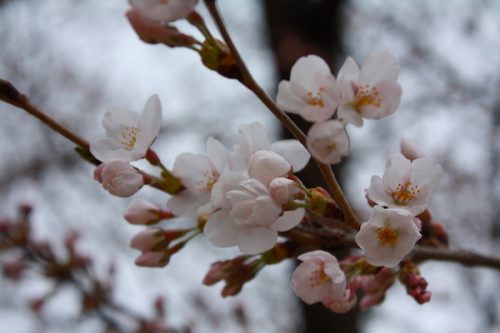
272 208 305 232
306 120 349 165
270 140 310 172
167 190 210 216
204 210 243 248
360 51 399 85
237 227 278 255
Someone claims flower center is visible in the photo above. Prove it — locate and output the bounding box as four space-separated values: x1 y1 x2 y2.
353 84 381 111
121 127 138 150
392 181 420 205
197 170 219 193
377 224 399 247
309 264 331 287
306 91 324 108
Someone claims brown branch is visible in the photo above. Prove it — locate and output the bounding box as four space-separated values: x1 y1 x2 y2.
411 246 500 270
203 0 360 230
0 79 90 150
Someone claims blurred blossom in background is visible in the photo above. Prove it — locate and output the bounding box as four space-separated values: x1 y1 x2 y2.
0 0 499 332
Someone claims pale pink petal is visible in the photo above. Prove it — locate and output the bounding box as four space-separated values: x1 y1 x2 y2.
366 175 393 206
237 227 278 255
360 51 399 85
410 157 442 192
360 81 402 119
291 260 324 304
306 120 349 165
276 81 307 113
135 94 162 153
290 55 331 89
269 177 298 205
167 190 210 216
338 104 363 127
129 0 198 22
382 153 411 192
248 150 291 185
238 122 271 153
172 153 214 194
272 208 305 232
206 137 228 172
298 250 337 263
91 138 137 162
337 56 360 83
270 140 310 172
204 210 243 248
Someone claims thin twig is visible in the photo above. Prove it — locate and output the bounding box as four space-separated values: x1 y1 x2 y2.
0 79 90 150
411 246 500 270
203 0 360 230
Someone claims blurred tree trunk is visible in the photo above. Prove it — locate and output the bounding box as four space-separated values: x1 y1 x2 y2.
261 1 359 332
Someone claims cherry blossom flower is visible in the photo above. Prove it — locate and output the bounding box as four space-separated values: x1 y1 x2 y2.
204 150 305 254
366 153 442 216
129 0 198 22
355 206 422 268
203 167 304 254
124 199 161 225
94 160 144 197
306 120 349 164
276 55 341 122
90 95 162 163
232 122 310 172
337 51 402 127
167 137 230 216
291 250 347 305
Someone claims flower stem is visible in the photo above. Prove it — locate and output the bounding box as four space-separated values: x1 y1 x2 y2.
203 0 360 230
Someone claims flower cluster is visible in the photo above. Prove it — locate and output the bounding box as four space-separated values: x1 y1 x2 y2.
85 1 451 315
277 52 402 164
168 122 310 254
356 153 442 267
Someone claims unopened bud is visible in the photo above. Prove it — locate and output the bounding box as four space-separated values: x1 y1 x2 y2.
200 39 242 81
127 9 196 47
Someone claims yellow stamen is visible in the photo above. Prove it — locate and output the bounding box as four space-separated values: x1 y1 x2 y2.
353 84 381 110
120 127 138 150
377 224 399 247
392 181 420 205
306 91 324 108
309 263 331 287
196 170 220 192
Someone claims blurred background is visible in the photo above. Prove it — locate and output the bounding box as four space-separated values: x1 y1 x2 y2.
0 0 499 332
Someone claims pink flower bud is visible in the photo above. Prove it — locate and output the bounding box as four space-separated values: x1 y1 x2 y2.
135 251 167 267
126 9 196 47
130 228 164 252
269 177 298 205
129 0 198 23
400 138 421 161
95 161 144 197
124 199 161 225
248 150 291 186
